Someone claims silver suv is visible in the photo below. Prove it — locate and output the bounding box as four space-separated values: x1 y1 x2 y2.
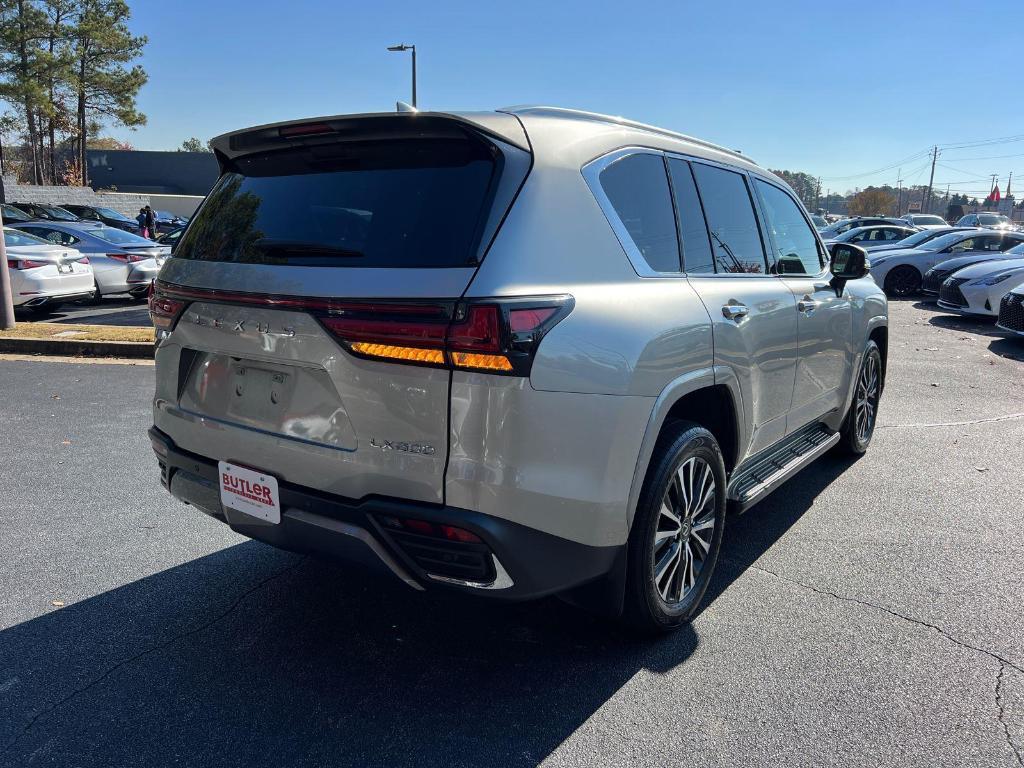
149 106 888 632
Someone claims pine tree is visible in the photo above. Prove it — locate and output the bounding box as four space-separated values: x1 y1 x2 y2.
71 0 146 184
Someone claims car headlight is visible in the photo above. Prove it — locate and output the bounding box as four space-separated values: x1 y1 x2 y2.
978 272 1016 286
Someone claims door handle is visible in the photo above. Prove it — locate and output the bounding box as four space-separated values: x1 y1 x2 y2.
722 303 749 320
797 298 819 313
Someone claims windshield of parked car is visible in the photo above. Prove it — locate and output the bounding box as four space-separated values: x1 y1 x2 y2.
925 233 973 251
40 205 80 221
911 215 946 225
95 206 134 222
896 230 947 248
2 204 32 222
91 226 159 246
1007 243 1024 255
977 214 1009 226
3 228 51 246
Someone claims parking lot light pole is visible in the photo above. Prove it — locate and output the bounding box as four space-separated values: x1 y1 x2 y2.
387 44 417 108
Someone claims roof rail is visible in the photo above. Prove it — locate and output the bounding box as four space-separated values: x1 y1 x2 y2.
499 105 752 163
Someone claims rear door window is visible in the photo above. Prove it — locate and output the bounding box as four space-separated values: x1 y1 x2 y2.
174 138 499 268
599 153 681 273
692 163 768 273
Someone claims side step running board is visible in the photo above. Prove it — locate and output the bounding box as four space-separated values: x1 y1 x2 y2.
727 424 840 513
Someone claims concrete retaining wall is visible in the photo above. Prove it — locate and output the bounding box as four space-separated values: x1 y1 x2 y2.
1 175 150 218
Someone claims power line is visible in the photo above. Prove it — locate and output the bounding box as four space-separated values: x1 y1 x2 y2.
820 148 931 181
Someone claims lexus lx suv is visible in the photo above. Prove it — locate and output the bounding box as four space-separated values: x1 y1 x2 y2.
148 106 888 632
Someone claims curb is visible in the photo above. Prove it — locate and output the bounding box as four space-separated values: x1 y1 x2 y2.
0 336 155 359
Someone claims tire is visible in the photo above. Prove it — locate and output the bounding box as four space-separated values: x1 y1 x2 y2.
838 340 882 455
883 265 921 297
622 421 727 634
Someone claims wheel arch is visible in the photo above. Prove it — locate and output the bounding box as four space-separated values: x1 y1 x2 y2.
626 369 743 533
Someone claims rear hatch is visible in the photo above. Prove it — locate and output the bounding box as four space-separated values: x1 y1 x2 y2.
152 113 530 504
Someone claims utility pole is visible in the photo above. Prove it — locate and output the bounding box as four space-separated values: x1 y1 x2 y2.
0 176 13 330
989 174 998 207
824 188 830 214
923 146 938 214
895 168 903 216
814 177 821 211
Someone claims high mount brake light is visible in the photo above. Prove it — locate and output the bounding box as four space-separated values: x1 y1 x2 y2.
150 282 573 375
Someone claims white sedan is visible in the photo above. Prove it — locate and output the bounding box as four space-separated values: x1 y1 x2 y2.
5 227 94 314
868 229 1024 297
996 281 1024 337
936 257 1024 317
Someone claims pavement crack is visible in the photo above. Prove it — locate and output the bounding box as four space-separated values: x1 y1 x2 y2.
878 412 1024 429
741 562 1024 764
997 664 1024 766
739 562 1024 675
1 555 306 757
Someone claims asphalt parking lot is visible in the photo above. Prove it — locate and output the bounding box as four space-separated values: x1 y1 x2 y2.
32 297 152 327
0 299 1022 767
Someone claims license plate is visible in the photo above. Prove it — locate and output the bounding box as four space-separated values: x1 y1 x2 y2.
156 258 165 266
218 461 280 523
58 263 71 274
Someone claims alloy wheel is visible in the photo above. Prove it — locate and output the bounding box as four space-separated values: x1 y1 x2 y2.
652 457 717 605
886 267 920 297
855 352 880 442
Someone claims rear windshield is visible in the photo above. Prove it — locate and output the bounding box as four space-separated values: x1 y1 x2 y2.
174 138 498 268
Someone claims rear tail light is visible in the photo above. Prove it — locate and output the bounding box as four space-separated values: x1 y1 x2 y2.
148 287 189 335
323 298 571 375
151 281 572 376
7 259 47 269
107 253 129 262
126 254 148 263
78 257 90 264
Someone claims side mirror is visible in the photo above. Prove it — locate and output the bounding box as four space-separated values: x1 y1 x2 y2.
828 242 868 289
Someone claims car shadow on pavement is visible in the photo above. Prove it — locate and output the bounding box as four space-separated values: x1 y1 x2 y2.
926 313 1000 336
0 457 853 768
988 337 1024 362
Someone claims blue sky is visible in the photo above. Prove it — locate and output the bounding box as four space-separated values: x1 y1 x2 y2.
126 0 1024 197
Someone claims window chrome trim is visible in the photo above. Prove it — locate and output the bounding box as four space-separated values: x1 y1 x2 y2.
581 146 685 279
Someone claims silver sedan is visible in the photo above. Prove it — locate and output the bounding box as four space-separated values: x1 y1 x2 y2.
11 222 170 302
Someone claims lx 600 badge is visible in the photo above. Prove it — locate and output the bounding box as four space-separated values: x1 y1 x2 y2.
369 438 435 455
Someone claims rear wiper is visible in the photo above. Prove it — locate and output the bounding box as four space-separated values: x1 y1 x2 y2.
253 239 364 258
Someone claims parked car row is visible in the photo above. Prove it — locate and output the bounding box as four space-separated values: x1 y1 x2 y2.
840 221 1024 338
2 201 189 234
5 220 170 314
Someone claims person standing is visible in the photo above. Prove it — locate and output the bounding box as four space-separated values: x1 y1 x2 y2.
144 206 156 240
136 208 148 238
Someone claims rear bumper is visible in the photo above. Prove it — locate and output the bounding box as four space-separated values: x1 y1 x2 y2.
149 426 622 601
